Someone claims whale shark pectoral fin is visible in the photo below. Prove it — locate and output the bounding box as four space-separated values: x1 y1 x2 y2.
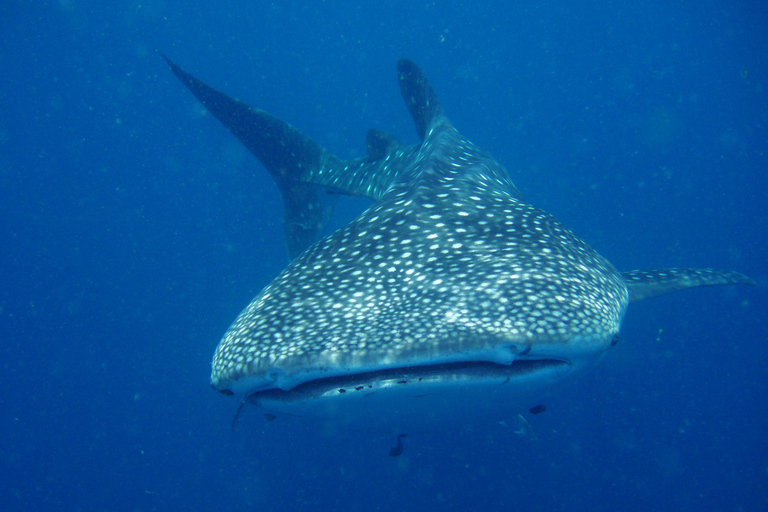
161 54 341 259
622 268 755 303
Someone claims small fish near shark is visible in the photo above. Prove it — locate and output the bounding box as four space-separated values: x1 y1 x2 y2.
163 55 753 436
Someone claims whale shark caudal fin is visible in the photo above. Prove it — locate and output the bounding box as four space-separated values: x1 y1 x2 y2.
162 55 431 259
160 53 340 259
622 268 755 303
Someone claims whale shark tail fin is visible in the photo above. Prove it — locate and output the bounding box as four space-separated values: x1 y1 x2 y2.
161 54 341 260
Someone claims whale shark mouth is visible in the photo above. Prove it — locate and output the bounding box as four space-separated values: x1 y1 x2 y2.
243 358 573 407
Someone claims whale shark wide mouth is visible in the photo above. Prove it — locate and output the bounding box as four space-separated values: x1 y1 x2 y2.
242 358 572 405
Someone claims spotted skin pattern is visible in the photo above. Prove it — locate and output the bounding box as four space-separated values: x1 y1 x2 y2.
164 58 752 398
212 121 628 390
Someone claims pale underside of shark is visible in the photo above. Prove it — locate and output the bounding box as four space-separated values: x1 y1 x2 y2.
164 56 753 431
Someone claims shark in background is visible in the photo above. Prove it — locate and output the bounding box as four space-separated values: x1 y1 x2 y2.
163 56 753 433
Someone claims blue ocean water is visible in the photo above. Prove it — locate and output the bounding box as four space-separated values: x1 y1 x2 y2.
1 1 766 510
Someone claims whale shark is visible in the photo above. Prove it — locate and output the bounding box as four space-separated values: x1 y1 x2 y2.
164 56 753 431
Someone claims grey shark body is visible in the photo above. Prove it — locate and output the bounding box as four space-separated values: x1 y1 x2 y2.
165 57 752 429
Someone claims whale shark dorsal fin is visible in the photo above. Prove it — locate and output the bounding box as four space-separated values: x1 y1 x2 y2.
622 268 755 303
365 129 401 161
397 59 445 140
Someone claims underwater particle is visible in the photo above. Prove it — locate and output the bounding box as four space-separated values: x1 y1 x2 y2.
389 434 407 457
513 413 537 441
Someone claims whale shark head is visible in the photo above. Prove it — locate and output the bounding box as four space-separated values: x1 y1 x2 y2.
164 57 753 427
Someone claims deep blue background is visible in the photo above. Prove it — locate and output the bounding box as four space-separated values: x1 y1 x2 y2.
1 1 766 511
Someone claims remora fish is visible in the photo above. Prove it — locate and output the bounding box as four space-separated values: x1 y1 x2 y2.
164 56 753 430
